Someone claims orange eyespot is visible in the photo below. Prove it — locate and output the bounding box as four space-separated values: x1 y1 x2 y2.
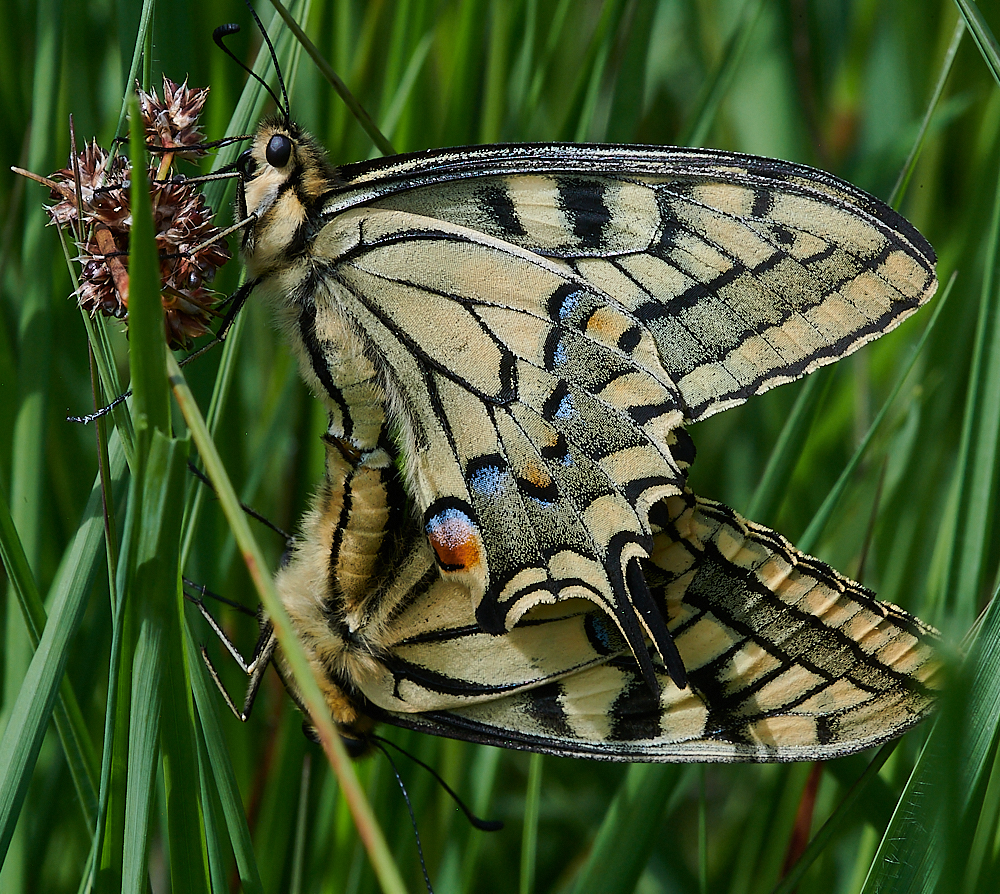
425 505 482 572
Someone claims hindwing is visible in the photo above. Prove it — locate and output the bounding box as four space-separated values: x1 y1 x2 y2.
276 482 939 761
310 206 692 689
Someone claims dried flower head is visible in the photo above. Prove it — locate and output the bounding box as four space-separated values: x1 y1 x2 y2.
45 141 130 229
15 80 231 350
150 173 231 346
138 76 211 159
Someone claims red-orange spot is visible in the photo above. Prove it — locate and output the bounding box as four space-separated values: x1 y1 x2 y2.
586 307 620 340
426 508 482 571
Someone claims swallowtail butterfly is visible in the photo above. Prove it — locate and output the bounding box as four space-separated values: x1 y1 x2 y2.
219 24 940 763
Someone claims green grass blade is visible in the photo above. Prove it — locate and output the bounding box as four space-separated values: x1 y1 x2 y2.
889 16 965 208
744 371 830 525
519 753 543 894
860 585 1000 894
0 437 127 865
680 0 766 148
3 5 63 883
120 571 162 894
0 475 98 824
771 744 896 894
570 764 683 894
126 99 170 436
938 163 1000 627
93 480 133 894
955 0 1000 88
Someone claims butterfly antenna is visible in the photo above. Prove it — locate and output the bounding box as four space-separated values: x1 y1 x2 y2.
213 22 289 124
373 734 503 832
370 740 435 894
243 0 292 123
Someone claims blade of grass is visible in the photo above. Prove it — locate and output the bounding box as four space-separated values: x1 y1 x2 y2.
680 0 766 148
553 0 626 141
0 476 98 824
120 546 163 894
520 752 543 894
955 0 1000 89
145 430 209 894
167 352 409 894
3 5 63 883
290 753 312 894
770 743 896 894
0 435 128 865
744 371 831 525
859 583 1000 894
938 163 1000 626
92 478 134 894
381 32 434 144
888 16 965 208
122 95 210 894
570 764 683 894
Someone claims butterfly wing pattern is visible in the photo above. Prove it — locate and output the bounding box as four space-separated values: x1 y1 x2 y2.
239 121 940 760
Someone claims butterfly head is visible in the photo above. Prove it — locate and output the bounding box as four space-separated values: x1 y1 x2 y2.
213 19 341 276
235 116 341 277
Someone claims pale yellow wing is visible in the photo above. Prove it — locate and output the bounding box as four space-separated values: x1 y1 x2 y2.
309 206 692 691
341 144 937 423
332 492 939 761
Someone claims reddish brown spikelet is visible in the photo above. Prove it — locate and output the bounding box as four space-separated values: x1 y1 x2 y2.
21 79 233 350
138 76 211 159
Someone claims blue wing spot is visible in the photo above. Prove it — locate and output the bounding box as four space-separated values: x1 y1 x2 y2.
469 463 506 496
556 393 575 420
553 339 568 367
547 284 583 322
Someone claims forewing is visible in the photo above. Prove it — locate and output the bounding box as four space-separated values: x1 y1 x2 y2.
363 493 939 761
337 143 937 423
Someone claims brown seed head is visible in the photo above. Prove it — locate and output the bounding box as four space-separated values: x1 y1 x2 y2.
138 76 211 159
29 78 232 349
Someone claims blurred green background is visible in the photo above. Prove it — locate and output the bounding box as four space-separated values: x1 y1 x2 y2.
2 1 1000 892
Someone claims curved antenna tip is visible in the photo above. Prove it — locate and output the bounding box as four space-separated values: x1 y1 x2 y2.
213 23 240 44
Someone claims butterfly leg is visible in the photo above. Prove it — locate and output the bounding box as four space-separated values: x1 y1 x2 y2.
187 581 277 721
177 275 260 368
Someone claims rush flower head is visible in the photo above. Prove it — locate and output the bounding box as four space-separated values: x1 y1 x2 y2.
17 80 231 350
138 76 212 159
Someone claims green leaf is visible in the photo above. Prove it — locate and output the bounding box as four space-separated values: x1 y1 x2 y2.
126 98 170 436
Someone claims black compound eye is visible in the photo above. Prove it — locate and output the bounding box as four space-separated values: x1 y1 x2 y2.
236 150 257 178
266 133 292 168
